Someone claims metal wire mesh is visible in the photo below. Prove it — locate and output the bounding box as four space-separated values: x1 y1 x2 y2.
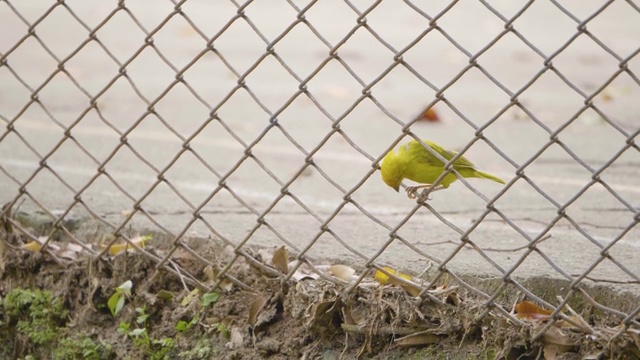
1 0 639 339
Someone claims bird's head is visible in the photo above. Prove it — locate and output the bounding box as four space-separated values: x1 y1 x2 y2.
380 149 403 192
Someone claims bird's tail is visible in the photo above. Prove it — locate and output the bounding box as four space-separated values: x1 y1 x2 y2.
472 170 505 184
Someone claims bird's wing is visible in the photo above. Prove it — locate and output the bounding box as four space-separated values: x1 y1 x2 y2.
410 140 476 169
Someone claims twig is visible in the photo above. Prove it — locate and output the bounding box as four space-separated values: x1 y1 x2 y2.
341 323 434 336
556 295 595 334
169 259 191 293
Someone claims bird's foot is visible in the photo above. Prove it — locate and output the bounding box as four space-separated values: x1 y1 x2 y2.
406 184 444 201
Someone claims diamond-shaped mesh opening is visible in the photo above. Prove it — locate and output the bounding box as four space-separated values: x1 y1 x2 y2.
243 55 302 112
151 83 211 137
368 64 438 122
585 0 640 57
302 0 359 46
37 72 89 127
151 14 207 70
365 0 432 50
33 5 88 59
24 167 77 211
45 139 99 189
215 88 272 144
101 145 158 200
94 10 148 63
244 0 299 42
123 1 175 31
310 132 372 190
80 173 136 219
518 70 587 128
477 32 545 92
0 66 32 119
272 23 330 78
250 129 306 182
332 27 396 85
213 18 269 74
305 58 365 117
552 34 622 95
63 40 121 95
437 0 506 55
11 105 65 155
3 36 59 89
402 30 469 89
0 2 29 53
94 76 151 133
512 0 581 55
439 66 513 127
275 94 334 150
124 46 176 100
125 114 184 171
178 1 237 37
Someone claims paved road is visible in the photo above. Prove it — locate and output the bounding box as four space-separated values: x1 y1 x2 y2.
1 1 639 292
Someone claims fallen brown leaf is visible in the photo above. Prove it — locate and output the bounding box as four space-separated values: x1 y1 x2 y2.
248 295 269 327
515 301 553 320
395 331 441 347
272 246 288 275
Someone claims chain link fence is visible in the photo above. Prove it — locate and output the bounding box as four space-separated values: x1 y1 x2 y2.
1 0 639 355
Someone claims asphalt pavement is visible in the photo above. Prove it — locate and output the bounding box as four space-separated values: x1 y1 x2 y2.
1 1 639 295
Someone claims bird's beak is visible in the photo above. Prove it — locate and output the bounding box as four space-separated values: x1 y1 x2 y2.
393 185 399 192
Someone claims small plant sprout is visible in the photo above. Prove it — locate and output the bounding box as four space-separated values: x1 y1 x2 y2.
108 280 133 317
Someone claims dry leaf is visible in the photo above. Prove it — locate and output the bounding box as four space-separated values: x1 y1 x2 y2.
542 326 578 347
56 242 83 260
289 260 320 281
229 326 244 349
328 264 356 282
515 301 553 320
543 343 563 359
558 314 590 332
248 295 269 327
156 290 175 301
180 288 201 307
341 306 357 326
419 107 440 122
631 329 640 348
204 265 216 282
430 284 460 306
272 246 288 274
399 283 422 297
107 235 151 256
204 265 234 292
395 331 440 347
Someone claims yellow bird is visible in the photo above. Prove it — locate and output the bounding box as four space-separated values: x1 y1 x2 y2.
381 139 505 199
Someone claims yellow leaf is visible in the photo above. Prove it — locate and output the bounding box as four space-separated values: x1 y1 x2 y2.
374 266 421 297
21 241 43 252
180 288 201 306
374 266 412 285
107 235 151 256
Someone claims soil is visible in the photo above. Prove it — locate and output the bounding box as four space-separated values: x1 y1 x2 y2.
1 216 639 359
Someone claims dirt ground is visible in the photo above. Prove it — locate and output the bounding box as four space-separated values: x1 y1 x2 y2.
1 214 639 359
